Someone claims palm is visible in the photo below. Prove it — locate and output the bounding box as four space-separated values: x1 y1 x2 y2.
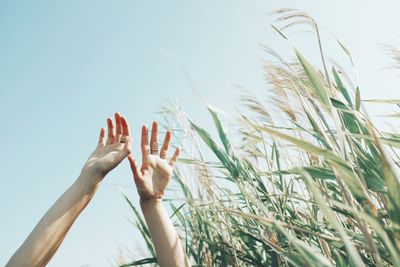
85 143 129 175
83 113 132 177
129 122 180 200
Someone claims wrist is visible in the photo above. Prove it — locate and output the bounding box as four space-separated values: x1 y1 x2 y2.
137 190 164 202
140 198 162 211
78 169 104 190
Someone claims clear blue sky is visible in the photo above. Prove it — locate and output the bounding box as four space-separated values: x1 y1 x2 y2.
1 1 400 266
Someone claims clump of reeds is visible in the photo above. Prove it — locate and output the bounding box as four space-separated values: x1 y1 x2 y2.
122 9 400 267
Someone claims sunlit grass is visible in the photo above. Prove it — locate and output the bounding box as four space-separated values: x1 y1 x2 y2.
122 9 400 267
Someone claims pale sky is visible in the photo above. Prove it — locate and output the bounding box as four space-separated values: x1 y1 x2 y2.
1 1 400 266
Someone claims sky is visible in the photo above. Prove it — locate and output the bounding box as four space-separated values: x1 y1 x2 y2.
1 1 400 266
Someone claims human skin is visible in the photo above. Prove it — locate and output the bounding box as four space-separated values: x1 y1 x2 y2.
128 121 190 267
6 112 132 267
7 116 189 267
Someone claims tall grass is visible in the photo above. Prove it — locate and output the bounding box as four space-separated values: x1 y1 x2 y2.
122 9 400 267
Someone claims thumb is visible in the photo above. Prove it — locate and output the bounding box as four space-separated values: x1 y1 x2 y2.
128 155 143 182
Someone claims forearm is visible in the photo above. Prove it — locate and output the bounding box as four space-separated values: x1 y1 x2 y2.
140 199 189 267
7 171 102 267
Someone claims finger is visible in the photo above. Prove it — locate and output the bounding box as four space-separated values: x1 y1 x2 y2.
122 137 132 154
128 155 143 182
160 130 171 159
106 118 115 144
98 127 106 146
169 147 180 167
120 116 131 148
141 125 150 157
114 112 123 143
121 116 131 137
150 121 159 155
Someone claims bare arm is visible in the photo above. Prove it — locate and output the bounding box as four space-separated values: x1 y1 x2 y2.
128 122 190 267
7 113 132 267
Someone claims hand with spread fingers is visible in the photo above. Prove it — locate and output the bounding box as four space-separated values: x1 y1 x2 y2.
7 112 134 267
128 121 189 267
83 112 132 179
7 115 189 267
128 121 180 200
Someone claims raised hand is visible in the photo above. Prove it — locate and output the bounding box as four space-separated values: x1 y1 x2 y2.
83 112 132 179
128 121 180 200
7 112 133 267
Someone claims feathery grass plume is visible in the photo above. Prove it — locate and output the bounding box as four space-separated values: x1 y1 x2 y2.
382 44 400 72
121 10 400 267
